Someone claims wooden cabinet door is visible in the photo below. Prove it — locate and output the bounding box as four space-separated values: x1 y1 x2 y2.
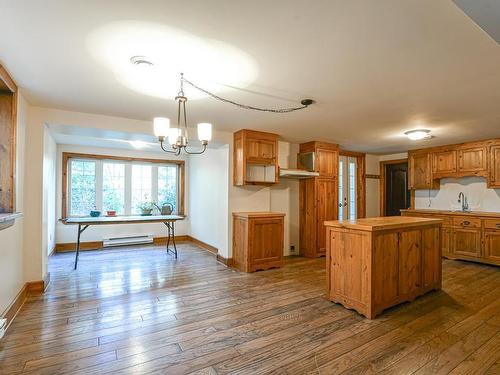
409 152 431 189
249 218 283 264
299 178 316 257
398 230 422 298
316 178 337 254
452 228 481 258
245 139 276 162
489 145 500 188
484 231 500 264
433 150 457 176
441 227 451 257
316 149 337 178
422 227 441 291
458 146 486 173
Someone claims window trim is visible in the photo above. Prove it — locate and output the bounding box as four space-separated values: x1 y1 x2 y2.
62 152 185 219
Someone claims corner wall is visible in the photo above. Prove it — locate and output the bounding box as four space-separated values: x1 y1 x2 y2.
0 91 27 314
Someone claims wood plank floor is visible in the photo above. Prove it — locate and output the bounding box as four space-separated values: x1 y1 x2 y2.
1 242 500 374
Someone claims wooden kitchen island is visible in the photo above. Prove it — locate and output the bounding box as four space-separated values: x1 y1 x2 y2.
325 216 442 319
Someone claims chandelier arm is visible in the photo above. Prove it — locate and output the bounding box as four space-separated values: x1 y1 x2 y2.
183 144 208 155
181 77 311 113
160 140 180 154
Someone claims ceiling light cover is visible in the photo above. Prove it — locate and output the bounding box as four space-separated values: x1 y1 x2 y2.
197 123 212 142
405 129 431 141
153 117 170 137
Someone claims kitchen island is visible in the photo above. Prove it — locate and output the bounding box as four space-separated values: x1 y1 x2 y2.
325 216 442 319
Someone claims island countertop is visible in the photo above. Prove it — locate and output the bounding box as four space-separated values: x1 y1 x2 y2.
324 216 442 232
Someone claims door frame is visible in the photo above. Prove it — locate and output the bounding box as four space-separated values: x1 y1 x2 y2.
379 158 408 216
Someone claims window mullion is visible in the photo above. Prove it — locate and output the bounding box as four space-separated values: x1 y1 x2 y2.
124 163 132 215
152 166 159 205
95 160 103 211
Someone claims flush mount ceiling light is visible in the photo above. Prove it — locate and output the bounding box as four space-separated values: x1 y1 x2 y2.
404 129 432 141
153 73 315 155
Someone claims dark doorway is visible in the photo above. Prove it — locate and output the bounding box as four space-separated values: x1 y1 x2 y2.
384 162 410 216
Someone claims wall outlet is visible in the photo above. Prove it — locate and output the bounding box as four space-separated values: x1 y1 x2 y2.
0 318 7 339
290 245 295 253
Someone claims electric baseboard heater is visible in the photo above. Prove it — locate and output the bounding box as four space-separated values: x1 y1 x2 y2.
103 234 154 247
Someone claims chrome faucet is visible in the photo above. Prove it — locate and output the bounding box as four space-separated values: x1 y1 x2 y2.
458 192 469 211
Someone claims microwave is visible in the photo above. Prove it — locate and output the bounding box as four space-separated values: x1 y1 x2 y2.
298 152 315 172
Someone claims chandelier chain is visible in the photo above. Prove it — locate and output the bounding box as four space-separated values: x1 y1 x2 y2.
181 76 310 113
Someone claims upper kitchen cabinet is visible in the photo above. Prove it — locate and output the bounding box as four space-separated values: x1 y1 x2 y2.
233 129 279 186
408 138 500 189
409 151 438 189
457 145 487 175
298 141 339 177
488 143 500 188
432 149 457 177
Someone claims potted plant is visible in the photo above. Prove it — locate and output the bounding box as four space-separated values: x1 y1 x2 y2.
137 201 155 216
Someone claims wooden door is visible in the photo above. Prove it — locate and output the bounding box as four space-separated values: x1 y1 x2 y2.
441 227 451 257
484 231 500 263
489 145 500 188
249 218 283 265
452 228 481 258
458 146 486 173
398 230 422 298
316 149 337 178
299 178 316 257
316 178 337 255
245 139 275 162
384 162 410 216
409 152 431 189
258 140 276 160
432 150 457 176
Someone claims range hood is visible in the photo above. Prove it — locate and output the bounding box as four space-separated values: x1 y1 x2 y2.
279 168 319 179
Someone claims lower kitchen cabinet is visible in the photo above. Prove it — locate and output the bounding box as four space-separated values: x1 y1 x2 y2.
452 227 482 258
484 231 500 263
232 212 285 272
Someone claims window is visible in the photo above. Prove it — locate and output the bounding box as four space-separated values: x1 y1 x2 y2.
103 162 125 215
131 164 152 214
338 155 357 221
63 153 184 218
69 159 96 216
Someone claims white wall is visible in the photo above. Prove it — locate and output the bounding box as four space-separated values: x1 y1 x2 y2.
415 177 500 212
43 127 57 255
0 91 27 314
55 143 189 244
188 146 229 255
365 154 380 217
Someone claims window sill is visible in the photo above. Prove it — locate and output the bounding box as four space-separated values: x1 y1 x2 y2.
0 212 23 231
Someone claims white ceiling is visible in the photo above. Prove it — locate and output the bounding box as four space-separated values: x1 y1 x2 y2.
1 0 500 154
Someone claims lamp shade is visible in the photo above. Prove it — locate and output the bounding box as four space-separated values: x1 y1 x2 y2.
153 117 170 137
197 123 212 142
168 127 181 145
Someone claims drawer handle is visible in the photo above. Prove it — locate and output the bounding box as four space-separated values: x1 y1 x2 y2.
462 220 470 226
496 223 500 228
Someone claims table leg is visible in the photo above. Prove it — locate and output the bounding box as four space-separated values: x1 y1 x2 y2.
164 221 177 259
74 224 89 270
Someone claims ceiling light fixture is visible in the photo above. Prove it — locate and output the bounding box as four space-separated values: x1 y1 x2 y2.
153 72 314 155
404 129 431 141
130 55 153 66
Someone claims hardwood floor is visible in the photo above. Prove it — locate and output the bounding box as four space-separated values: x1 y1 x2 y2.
1 242 500 374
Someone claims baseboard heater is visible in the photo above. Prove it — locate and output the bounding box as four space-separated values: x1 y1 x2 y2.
103 234 154 247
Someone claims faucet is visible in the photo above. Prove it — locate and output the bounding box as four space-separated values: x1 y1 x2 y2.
458 192 469 211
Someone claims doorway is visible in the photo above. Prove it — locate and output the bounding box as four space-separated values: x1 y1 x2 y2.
338 155 357 220
380 159 410 216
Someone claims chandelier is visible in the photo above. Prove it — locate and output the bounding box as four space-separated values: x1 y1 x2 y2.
153 73 314 155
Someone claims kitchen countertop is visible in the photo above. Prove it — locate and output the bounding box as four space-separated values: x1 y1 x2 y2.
0 212 23 231
401 209 500 218
232 212 286 218
324 216 442 231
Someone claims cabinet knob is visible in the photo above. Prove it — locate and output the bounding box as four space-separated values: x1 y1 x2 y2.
463 220 470 226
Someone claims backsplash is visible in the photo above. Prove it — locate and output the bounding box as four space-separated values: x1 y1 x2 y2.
414 177 500 212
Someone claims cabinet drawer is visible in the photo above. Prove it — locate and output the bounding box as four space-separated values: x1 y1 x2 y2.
452 217 481 228
483 219 500 230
